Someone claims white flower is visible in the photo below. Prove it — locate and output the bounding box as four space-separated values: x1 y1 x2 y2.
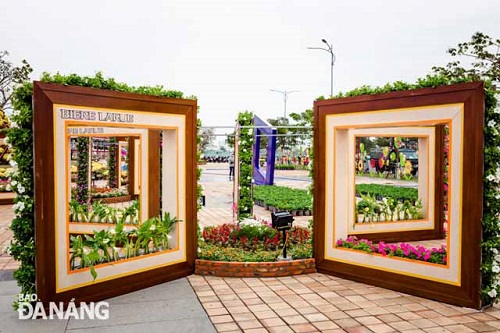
6 185 11 191
493 264 500 273
150 224 156 231
17 185 25 194
10 180 17 187
496 194 500 200
489 120 497 128
493 248 499 255
13 201 25 212
109 228 116 235
495 254 500 262
9 160 17 168
240 218 261 227
487 288 497 298
494 107 500 114
197 248 201 253
487 174 496 182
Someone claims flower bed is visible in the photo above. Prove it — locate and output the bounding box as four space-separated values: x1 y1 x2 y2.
91 187 128 198
336 236 447 265
198 219 312 262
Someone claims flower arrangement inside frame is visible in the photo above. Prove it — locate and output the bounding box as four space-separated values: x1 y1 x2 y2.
69 212 180 280
355 191 424 224
69 199 140 224
0 167 14 192
336 236 447 265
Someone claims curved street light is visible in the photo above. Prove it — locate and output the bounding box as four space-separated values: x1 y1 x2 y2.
308 39 336 97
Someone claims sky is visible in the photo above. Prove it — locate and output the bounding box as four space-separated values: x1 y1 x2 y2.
1 0 500 137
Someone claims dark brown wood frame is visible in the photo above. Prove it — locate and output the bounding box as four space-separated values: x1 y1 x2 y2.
33 81 197 306
313 82 484 309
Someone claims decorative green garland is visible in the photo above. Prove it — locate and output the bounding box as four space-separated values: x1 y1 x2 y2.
76 137 90 205
8 72 191 307
331 74 499 305
8 82 36 304
108 137 117 188
236 111 254 220
196 117 204 211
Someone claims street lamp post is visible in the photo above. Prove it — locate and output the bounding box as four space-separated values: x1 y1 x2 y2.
270 89 299 119
308 39 336 97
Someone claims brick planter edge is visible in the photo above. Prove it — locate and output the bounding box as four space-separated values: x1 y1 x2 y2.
195 258 316 277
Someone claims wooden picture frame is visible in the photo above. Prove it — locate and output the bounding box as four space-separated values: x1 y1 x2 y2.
313 82 484 308
33 81 197 306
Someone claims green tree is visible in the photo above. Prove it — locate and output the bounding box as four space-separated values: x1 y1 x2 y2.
198 128 215 151
0 51 32 114
267 116 298 152
433 32 499 84
289 108 314 149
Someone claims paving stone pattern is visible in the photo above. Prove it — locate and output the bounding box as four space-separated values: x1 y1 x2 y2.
188 274 500 333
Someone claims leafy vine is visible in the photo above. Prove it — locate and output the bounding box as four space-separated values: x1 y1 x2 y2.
76 137 90 205
236 111 254 220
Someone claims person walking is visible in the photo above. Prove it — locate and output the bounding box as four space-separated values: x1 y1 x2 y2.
229 153 235 181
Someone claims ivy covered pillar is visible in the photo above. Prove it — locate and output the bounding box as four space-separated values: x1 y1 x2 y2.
76 137 90 205
236 111 254 220
108 137 118 188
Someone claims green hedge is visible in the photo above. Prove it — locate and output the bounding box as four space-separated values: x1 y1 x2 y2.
254 185 312 211
355 184 418 202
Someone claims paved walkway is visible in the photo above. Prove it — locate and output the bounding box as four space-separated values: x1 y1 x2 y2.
189 274 500 333
0 278 215 333
1 165 499 332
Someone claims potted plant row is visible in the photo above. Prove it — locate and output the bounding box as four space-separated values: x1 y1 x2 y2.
69 212 180 280
69 199 140 224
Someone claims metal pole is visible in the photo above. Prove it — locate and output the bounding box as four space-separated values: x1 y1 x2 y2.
270 89 299 118
307 39 336 97
284 93 287 118
330 51 334 97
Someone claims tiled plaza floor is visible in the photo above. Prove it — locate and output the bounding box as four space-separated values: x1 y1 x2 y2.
188 274 500 333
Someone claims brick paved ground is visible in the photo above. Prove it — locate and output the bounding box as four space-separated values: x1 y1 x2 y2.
188 274 500 333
